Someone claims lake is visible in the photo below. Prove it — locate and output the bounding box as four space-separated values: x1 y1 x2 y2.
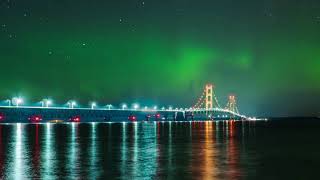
0 119 319 179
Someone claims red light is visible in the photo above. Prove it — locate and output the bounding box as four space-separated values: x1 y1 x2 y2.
128 115 137 121
69 116 80 122
0 113 4 121
29 115 42 123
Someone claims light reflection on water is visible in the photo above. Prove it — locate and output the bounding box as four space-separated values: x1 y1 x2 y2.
0 120 319 179
14 123 25 179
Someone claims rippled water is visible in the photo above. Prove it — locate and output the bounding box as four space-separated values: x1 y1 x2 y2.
0 120 319 179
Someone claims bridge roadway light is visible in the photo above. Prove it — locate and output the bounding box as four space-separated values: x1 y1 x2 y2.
106 104 112 110
68 101 77 109
161 107 165 110
133 104 139 110
153 106 157 111
41 99 52 108
122 104 127 110
91 102 97 109
144 106 148 110
168 106 173 111
46 100 52 107
6 99 11 107
13 97 23 107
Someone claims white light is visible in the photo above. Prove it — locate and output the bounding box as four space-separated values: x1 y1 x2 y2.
91 102 97 109
46 100 52 106
68 101 77 109
106 104 113 110
133 103 139 110
41 99 52 108
168 106 173 111
153 106 157 110
122 104 127 110
13 97 23 107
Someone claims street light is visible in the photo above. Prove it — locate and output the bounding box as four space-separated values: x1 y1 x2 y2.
122 104 127 110
106 104 112 110
68 101 76 109
133 103 139 110
13 97 23 107
168 106 173 111
6 99 11 107
91 102 97 109
161 107 165 110
153 106 157 110
46 100 52 107
41 99 52 108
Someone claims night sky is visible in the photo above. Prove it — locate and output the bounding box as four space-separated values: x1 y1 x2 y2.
1 0 320 116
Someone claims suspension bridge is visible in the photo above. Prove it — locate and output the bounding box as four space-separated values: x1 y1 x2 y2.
0 84 248 123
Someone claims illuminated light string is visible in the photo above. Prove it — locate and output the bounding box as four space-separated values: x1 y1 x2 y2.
1 85 244 118
192 93 205 108
191 85 242 116
192 86 221 110
192 88 206 109
213 93 221 108
225 96 240 114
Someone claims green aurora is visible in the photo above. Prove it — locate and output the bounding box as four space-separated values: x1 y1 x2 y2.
0 0 319 116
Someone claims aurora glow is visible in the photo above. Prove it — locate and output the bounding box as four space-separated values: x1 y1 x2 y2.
0 1 319 116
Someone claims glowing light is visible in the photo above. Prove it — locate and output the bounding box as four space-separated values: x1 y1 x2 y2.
133 103 139 110
106 104 113 110
67 100 77 109
91 102 97 109
122 104 127 110
41 99 52 107
13 97 23 107
46 100 52 107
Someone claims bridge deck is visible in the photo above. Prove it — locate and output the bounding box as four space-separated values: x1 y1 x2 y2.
0 106 244 123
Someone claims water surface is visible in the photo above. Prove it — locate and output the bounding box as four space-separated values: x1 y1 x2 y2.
0 120 319 179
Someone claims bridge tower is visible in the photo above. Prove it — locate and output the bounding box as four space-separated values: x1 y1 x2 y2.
226 95 239 114
192 83 220 110
205 84 213 110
